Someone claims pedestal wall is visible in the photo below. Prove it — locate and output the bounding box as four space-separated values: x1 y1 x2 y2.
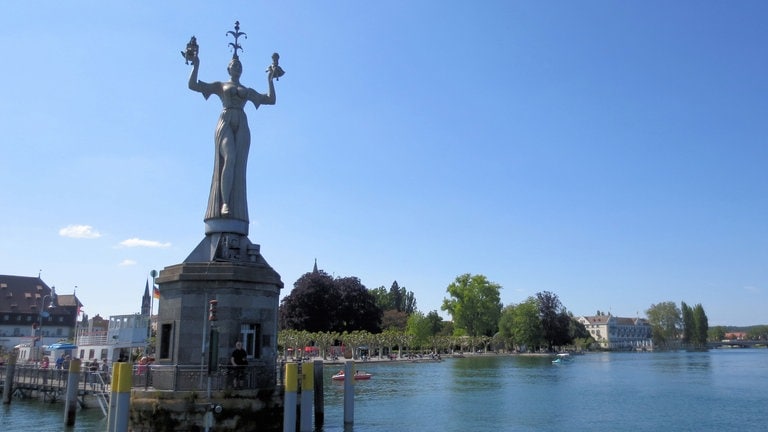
154 259 282 389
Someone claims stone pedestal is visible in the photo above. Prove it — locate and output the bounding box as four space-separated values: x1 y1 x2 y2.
153 234 283 389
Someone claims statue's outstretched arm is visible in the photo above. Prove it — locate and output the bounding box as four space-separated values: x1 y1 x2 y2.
187 56 218 100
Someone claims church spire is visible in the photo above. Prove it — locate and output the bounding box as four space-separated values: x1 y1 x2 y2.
312 258 318 274
141 279 151 316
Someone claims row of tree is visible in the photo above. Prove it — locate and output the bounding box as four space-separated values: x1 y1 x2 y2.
645 301 710 348
280 268 712 351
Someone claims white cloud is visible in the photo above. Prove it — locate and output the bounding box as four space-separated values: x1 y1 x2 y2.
743 285 762 294
59 224 102 239
119 238 171 248
119 259 137 267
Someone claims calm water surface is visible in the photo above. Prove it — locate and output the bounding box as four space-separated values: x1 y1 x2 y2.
1 349 766 431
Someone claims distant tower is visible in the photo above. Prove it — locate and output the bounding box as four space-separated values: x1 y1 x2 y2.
141 280 151 316
313 258 318 273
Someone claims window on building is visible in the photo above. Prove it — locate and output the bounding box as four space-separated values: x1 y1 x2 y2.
240 323 261 359
160 323 173 360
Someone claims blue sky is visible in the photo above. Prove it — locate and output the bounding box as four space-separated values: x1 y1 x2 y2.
1 2 766 327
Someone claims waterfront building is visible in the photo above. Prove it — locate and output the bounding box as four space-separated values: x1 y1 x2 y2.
578 314 654 350
0 275 81 356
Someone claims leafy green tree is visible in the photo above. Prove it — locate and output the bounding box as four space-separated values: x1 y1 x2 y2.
441 274 502 337
646 301 682 347
425 310 444 335
708 326 727 342
746 325 768 341
499 298 542 351
370 286 391 311
370 281 417 314
498 305 517 349
406 311 431 349
692 303 708 346
681 301 694 344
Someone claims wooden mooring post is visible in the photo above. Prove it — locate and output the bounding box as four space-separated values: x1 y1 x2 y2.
64 359 81 427
2 351 17 404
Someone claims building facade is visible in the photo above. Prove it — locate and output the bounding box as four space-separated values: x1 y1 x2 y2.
0 275 81 354
578 314 653 350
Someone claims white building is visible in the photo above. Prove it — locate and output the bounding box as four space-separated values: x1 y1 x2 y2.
578 314 653 350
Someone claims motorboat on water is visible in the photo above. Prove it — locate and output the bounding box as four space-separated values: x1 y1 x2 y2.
332 370 373 381
552 353 573 364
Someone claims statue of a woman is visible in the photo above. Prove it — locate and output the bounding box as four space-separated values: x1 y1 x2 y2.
187 42 276 229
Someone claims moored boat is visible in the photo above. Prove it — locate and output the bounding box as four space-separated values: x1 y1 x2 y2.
332 370 373 381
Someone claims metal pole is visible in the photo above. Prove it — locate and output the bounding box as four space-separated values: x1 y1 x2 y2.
107 363 133 432
343 360 354 425
283 363 298 432
300 362 314 432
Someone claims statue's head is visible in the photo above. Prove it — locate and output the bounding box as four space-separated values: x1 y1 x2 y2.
228 58 243 79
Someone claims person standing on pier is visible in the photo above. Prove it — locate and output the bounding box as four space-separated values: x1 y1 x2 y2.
230 341 248 389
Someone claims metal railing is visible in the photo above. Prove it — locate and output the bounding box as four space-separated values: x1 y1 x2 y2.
3 361 284 394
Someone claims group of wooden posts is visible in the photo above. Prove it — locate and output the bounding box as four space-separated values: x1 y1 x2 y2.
284 360 356 432
1 352 132 432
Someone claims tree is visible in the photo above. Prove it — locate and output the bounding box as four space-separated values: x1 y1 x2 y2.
279 271 382 333
279 270 337 332
646 301 681 347
536 291 572 351
406 312 431 350
681 301 694 344
381 310 409 331
692 303 708 346
369 286 391 311
746 325 768 341
708 326 726 342
335 276 382 333
425 311 444 336
441 274 502 337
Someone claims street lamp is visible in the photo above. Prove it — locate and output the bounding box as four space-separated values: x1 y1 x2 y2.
37 286 58 352
148 270 158 354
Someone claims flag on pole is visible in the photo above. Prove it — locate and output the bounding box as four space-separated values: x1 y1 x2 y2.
153 286 160 299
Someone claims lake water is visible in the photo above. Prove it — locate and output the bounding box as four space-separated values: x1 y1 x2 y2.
2 349 766 431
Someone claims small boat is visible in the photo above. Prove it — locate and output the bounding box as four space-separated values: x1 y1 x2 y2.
332 370 373 381
552 353 573 364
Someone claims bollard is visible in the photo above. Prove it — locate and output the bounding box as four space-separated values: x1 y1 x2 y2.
300 362 314 432
343 360 354 425
108 362 132 432
313 360 324 427
64 359 81 427
283 362 298 432
2 351 17 405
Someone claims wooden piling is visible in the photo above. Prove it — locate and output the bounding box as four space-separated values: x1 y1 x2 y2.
343 360 354 425
313 360 324 427
2 351 17 404
64 359 81 427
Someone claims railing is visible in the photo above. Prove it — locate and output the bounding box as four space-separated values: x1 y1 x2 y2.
2 362 284 394
1 364 110 397
140 363 280 392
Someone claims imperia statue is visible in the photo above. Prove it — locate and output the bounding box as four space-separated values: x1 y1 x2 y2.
184 22 284 231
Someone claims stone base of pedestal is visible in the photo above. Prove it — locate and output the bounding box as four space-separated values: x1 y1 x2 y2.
130 388 284 432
